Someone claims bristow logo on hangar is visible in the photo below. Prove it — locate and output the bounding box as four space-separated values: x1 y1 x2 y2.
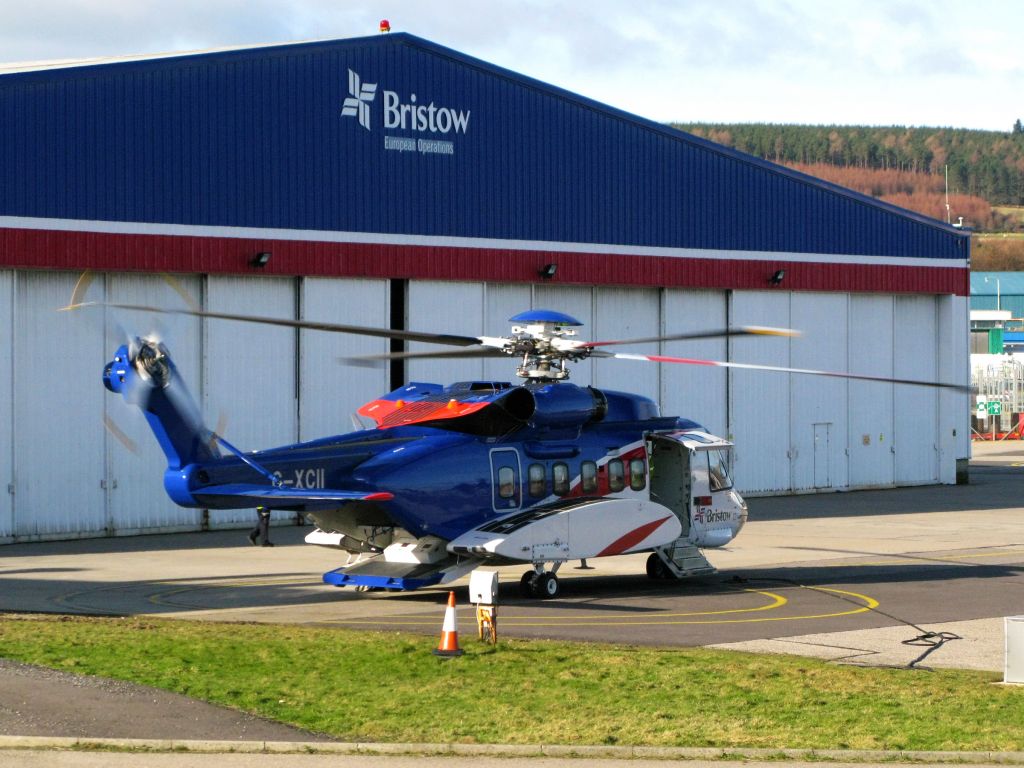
341 68 470 155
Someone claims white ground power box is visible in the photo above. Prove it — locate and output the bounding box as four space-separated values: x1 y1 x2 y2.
469 569 499 605
1006 616 1024 684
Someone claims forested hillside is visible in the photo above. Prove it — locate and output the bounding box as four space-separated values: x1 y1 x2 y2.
783 162 1004 230
674 123 1024 209
672 122 1024 268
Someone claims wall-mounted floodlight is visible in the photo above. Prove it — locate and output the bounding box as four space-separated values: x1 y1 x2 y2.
769 269 785 285
251 252 271 268
539 263 557 279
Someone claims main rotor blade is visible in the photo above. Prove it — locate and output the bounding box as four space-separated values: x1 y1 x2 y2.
581 325 800 349
606 352 970 392
103 413 140 455
63 302 485 347
340 346 510 364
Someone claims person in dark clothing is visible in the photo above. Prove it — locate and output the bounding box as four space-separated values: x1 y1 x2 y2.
248 506 273 547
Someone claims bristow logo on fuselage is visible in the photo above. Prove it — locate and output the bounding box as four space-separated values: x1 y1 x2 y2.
341 68 471 134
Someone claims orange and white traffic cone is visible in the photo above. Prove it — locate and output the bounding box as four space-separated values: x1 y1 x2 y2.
433 590 464 657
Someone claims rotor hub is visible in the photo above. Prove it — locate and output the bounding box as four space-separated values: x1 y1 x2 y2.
507 319 585 381
131 337 172 388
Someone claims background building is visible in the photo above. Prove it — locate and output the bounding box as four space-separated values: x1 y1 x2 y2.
970 272 1024 353
0 33 970 542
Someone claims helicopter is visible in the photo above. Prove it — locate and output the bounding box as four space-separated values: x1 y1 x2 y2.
71 297 967 600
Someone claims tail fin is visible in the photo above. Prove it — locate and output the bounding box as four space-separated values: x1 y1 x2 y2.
103 339 219 469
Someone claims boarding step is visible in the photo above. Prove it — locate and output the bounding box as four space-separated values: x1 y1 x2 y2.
655 541 716 579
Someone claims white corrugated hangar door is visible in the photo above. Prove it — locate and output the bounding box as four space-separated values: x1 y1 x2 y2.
205 276 297 527
938 295 970 483
301 278 390 439
407 283 662 397
406 281 487 386
105 274 204 534
848 295 896 488
407 282 582 387
661 290 727 437
14 272 106 538
729 291 792 494
592 287 660 403
0 271 12 540
894 295 939 484
790 293 849 491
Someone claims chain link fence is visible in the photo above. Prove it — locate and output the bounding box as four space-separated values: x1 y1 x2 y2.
972 355 1024 438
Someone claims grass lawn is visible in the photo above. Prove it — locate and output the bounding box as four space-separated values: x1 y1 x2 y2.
994 206 1024 226
0 614 1020 751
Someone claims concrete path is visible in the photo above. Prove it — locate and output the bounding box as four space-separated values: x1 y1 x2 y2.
1 744 1022 767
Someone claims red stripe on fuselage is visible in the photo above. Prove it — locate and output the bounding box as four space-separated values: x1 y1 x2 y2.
597 515 673 557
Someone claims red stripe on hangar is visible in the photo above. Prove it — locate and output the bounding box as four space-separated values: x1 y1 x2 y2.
597 515 674 557
0 226 969 295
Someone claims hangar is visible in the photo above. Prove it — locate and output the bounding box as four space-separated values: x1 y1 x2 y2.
0 33 970 543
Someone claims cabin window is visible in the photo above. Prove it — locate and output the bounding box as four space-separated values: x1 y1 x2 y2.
581 460 598 493
608 459 625 492
497 466 515 499
630 458 647 491
528 463 546 497
708 449 734 491
552 462 570 496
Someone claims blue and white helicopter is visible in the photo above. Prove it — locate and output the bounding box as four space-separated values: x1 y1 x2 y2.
76 297 965 599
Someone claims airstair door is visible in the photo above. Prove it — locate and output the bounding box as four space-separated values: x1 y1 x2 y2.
647 435 691 537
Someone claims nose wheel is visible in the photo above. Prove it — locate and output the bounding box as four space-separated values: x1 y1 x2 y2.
519 567 561 599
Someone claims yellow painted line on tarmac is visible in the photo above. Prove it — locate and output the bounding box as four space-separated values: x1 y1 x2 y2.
50 588 124 614
330 588 788 627
150 576 322 587
486 587 877 628
47 575 322 611
857 549 1024 567
50 576 878 631
144 577 324 608
147 586 206 608
327 586 878 628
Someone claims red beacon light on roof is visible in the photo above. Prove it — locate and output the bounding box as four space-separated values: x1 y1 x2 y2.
379 19 391 33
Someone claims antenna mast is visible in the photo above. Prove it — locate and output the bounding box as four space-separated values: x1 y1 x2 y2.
944 164 951 225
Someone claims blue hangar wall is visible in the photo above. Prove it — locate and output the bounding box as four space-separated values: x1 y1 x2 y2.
0 33 968 293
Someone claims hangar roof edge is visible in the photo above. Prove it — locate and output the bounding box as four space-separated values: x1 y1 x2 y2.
0 31 969 242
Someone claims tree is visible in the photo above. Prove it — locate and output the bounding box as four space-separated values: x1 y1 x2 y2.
1014 118 1023 135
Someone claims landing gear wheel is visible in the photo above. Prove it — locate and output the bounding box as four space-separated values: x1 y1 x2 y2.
520 570 539 597
535 572 559 599
646 552 671 580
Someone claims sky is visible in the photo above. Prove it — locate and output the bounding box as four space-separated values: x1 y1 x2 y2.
1 0 1020 132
